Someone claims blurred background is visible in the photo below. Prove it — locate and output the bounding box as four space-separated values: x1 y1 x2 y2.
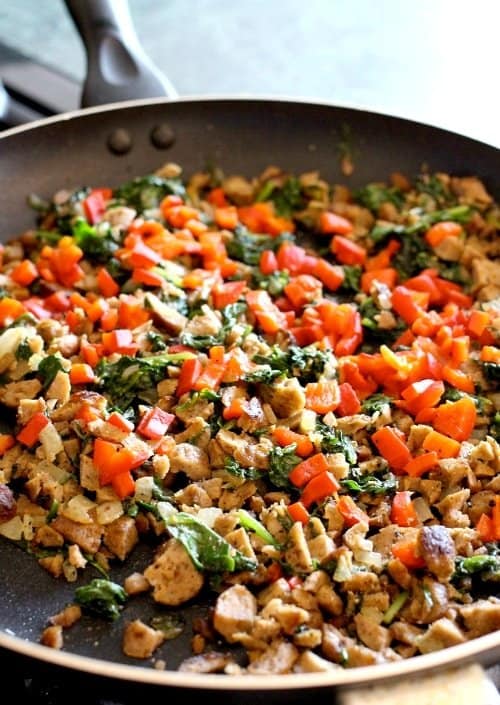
0 0 499 145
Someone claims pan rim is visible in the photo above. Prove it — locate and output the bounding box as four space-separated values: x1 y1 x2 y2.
0 93 499 151
1 627 499 689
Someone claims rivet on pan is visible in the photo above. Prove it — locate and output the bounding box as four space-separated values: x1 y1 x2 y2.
107 129 133 155
150 123 175 149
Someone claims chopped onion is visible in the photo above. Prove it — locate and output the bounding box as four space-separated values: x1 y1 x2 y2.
96 501 124 525
0 515 24 540
157 501 178 523
195 507 223 528
61 495 96 524
413 496 433 523
134 476 155 503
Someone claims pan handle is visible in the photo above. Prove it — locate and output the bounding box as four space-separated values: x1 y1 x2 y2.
64 0 177 107
337 663 499 705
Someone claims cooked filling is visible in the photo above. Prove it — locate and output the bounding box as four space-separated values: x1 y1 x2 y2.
0 163 499 674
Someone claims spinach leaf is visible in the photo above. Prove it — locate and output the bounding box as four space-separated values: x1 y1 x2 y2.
253 345 331 384
359 297 406 345
224 457 263 480
490 411 500 441
38 355 64 389
96 352 194 411
361 394 392 415
74 578 127 621
15 339 32 361
238 509 280 547
405 205 472 235
340 265 362 293
72 218 118 262
252 269 290 297
482 362 500 386
268 444 300 489
36 229 62 246
146 331 168 352
437 262 470 286
341 468 397 495
244 366 284 385
316 421 357 465
226 225 294 265
114 174 185 213
454 554 500 580
355 184 404 213
415 174 453 206
368 206 471 277
165 512 257 572
392 231 434 279
256 177 304 217
180 302 247 350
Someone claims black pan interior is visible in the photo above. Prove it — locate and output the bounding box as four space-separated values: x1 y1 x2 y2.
0 97 498 671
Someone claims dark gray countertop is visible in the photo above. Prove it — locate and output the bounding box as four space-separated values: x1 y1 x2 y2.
0 0 499 146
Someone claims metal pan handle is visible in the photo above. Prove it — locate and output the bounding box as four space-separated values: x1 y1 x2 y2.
64 0 177 107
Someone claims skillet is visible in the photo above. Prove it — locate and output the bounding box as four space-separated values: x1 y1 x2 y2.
0 1 498 701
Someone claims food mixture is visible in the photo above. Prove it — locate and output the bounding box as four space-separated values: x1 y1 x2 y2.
0 161 498 674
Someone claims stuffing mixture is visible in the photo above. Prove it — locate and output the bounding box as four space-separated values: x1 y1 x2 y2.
0 162 499 674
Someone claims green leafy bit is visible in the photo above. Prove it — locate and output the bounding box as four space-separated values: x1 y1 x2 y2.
244 366 284 385
176 388 220 411
482 362 500 384
96 351 194 411
15 339 32 361
355 184 404 213
165 512 257 573
415 174 453 206
37 355 64 390
46 499 59 523
316 422 357 465
181 302 247 350
341 468 397 495
340 265 362 292
392 231 434 279
361 394 392 415
252 269 290 297
268 444 300 489
382 590 409 625
36 229 62 246
114 174 185 213
238 509 280 547
74 578 127 621
224 457 263 480
359 298 405 344
489 411 500 441
406 205 472 234
253 345 331 384
256 177 304 217
146 331 168 352
72 218 118 262
226 226 294 265
370 205 472 245
150 614 185 639
454 554 500 580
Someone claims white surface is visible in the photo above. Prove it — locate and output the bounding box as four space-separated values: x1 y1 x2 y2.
0 0 499 146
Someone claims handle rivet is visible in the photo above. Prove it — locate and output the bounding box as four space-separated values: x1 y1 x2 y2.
107 128 133 155
150 123 175 149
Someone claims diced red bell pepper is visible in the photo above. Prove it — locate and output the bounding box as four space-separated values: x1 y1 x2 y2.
137 407 175 440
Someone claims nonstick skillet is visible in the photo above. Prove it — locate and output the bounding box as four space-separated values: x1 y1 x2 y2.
0 2 498 702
